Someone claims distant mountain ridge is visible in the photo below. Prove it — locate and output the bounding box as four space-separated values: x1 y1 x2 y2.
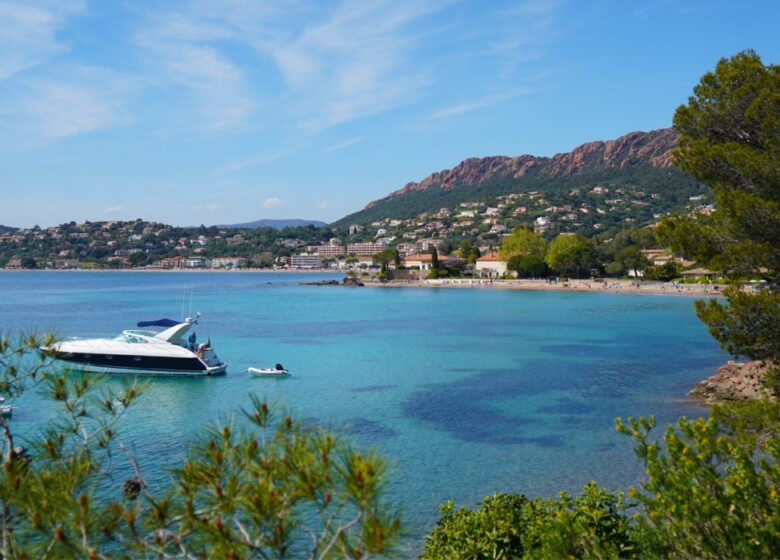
334 128 702 226
0 225 17 234
219 219 327 229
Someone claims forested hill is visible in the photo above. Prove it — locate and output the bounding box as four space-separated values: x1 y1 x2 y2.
0 225 17 234
334 128 708 226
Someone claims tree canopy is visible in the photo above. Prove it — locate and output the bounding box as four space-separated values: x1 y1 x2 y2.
545 234 597 278
498 228 546 261
658 50 780 361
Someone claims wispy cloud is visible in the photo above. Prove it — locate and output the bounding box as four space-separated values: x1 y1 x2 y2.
263 197 285 209
316 201 329 209
3 65 136 138
429 89 532 120
0 0 85 80
192 203 220 212
322 137 362 153
135 20 255 130
271 0 448 133
223 142 308 173
103 205 124 213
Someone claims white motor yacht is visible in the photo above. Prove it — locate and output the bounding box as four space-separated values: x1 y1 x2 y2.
50 314 227 376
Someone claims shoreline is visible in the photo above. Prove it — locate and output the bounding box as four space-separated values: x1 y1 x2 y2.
0 269 726 297
362 278 726 297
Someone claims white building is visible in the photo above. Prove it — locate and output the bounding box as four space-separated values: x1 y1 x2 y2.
475 253 508 277
346 241 387 256
291 254 322 269
210 257 248 269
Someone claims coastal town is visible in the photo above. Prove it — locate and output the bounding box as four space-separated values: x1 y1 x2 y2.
0 184 715 279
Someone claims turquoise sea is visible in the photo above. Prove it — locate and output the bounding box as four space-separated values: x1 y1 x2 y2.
0 272 727 551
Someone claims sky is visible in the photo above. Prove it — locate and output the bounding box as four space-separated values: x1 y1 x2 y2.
1 1 778 228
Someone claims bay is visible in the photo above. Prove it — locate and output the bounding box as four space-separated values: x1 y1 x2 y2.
0 271 726 550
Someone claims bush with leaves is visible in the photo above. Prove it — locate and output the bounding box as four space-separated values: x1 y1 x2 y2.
617 412 780 560
421 483 636 560
0 334 402 558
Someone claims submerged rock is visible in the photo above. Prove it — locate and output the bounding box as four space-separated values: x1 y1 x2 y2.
689 360 776 405
342 277 364 287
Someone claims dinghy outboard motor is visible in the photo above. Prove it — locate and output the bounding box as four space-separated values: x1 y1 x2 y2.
275 363 285 371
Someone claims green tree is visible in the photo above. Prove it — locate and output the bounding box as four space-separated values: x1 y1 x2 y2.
657 50 780 362
607 246 649 277
20 256 37 269
644 261 680 282
458 240 480 264
498 228 546 261
430 246 439 270
545 234 597 278
507 255 549 278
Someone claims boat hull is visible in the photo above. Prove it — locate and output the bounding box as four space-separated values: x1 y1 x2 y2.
55 355 227 377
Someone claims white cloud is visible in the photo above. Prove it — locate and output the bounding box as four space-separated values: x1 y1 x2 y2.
103 205 124 213
0 0 85 80
317 201 329 209
136 1 449 135
192 202 220 211
271 0 448 132
322 137 362 153
3 65 136 138
135 12 256 130
430 89 531 120
263 197 285 209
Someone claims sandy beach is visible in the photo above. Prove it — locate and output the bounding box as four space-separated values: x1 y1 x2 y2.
363 277 727 297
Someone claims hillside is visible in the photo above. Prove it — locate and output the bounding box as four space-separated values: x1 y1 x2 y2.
334 129 707 228
219 219 327 229
0 225 17 234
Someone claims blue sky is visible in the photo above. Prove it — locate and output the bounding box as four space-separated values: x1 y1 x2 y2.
1 0 778 227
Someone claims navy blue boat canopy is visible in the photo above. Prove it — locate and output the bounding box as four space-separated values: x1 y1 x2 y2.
136 318 180 328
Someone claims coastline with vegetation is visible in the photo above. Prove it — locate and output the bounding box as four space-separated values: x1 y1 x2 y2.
0 48 777 559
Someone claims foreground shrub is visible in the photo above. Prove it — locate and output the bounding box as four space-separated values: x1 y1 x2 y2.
421 484 636 559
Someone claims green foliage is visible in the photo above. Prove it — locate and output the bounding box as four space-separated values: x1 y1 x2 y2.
0 335 401 558
644 261 680 282
607 246 648 277
507 255 549 278
617 414 780 559
545 234 597 278
421 484 636 560
498 228 546 261
659 50 780 362
694 285 780 360
421 493 528 559
458 240 481 264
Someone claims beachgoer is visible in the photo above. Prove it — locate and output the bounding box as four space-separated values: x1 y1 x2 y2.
188 332 197 351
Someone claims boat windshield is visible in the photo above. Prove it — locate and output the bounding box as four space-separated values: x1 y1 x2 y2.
116 330 157 343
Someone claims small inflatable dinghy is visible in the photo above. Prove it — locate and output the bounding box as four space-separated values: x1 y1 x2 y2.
248 363 289 376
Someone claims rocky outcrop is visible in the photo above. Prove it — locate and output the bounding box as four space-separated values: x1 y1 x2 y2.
689 360 776 405
372 128 678 205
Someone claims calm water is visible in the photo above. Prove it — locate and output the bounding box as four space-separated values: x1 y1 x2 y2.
0 272 726 550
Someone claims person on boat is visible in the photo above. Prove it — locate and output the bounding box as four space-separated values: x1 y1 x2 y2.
188 331 197 351
197 342 207 358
